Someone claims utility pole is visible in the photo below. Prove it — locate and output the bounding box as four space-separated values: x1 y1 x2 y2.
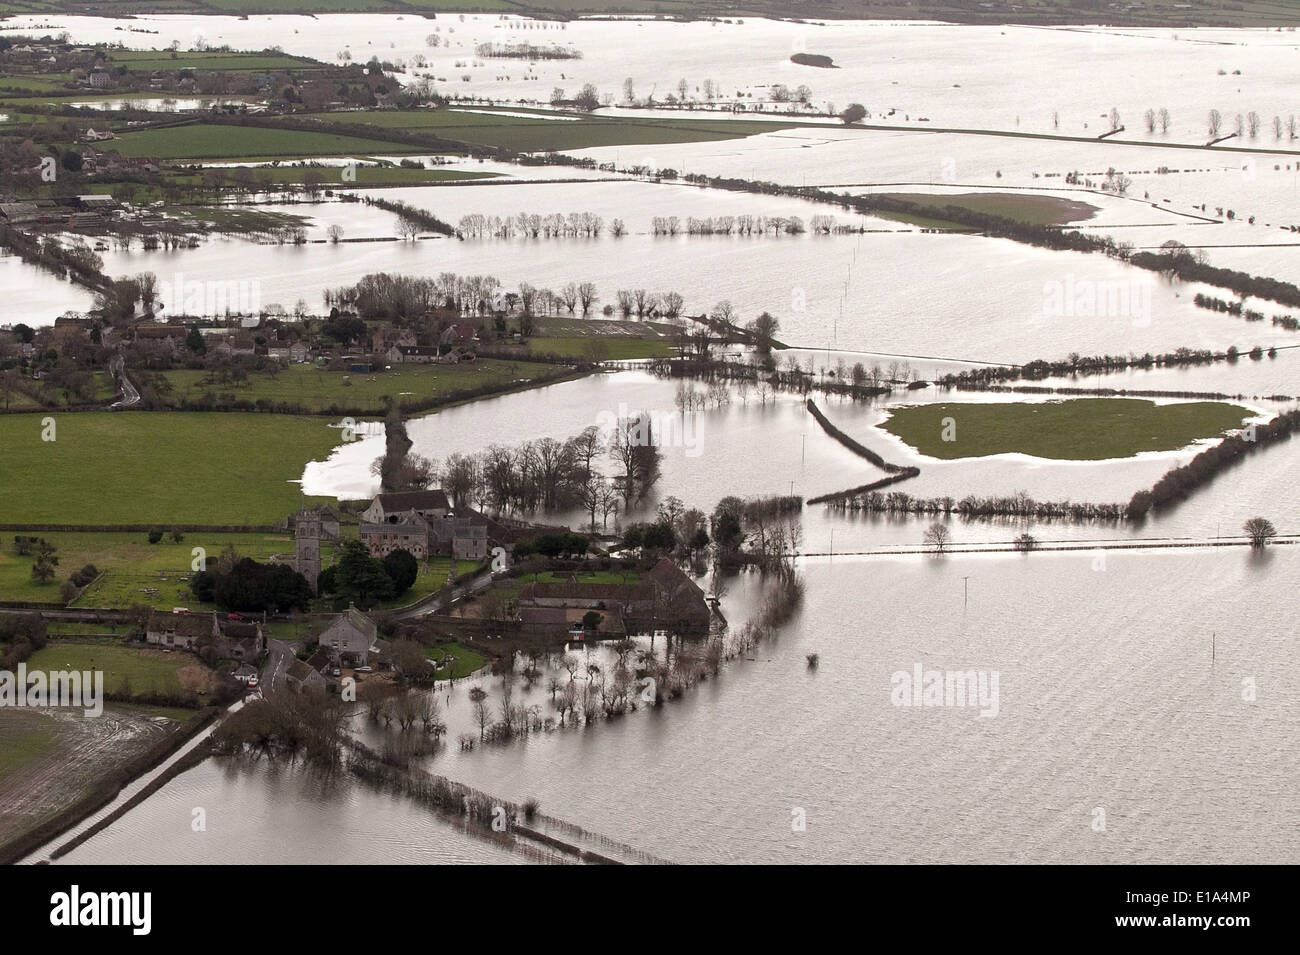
962 575 971 608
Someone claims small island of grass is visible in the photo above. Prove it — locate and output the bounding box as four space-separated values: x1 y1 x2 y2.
791 53 836 68
879 398 1253 461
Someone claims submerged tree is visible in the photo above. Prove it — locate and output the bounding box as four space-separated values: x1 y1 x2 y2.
1243 517 1277 549
923 522 952 554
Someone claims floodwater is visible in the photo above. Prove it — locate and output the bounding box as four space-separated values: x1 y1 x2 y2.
8 13 1298 866
301 368 1294 553
55 548 1300 864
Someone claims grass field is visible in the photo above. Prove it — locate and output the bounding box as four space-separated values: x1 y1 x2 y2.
111 123 426 160
198 165 496 186
425 640 488 680
311 107 796 152
26 639 218 701
525 316 677 360
380 556 460 610
0 412 342 525
879 398 1253 461
876 192 1099 227
0 530 291 605
154 358 567 413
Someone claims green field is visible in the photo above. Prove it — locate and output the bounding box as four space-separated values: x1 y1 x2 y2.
525 316 677 360
880 398 1254 461
0 530 298 606
380 556 461 610
194 164 496 186
26 640 218 701
425 640 488 680
876 192 1098 227
310 107 796 152
0 412 342 525
155 358 569 413
112 123 426 159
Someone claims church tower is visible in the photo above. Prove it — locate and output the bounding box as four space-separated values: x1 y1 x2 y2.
295 509 322 594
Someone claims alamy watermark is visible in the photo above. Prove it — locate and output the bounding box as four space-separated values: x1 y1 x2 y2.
1041 275 1151 328
158 270 261 317
0 664 104 717
890 663 999 717
594 403 704 457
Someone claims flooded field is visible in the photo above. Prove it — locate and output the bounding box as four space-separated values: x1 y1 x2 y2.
5 11 1297 871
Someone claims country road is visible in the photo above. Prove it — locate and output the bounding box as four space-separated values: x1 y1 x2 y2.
107 354 139 409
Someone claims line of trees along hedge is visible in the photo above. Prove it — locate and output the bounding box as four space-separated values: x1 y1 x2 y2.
825 489 1127 522
359 195 457 237
937 344 1280 389
1126 407 1300 519
807 468 920 505
805 398 914 474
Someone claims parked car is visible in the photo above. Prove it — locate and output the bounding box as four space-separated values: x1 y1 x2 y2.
247 676 259 688
355 666 373 673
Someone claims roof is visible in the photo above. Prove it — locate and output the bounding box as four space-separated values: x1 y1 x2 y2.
519 607 568 625
361 517 429 536
286 658 324 686
520 580 653 603
319 605 377 652
147 610 214 639
372 490 450 513
219 617 260 640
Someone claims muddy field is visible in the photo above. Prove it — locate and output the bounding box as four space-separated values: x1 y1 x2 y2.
0 706 177 849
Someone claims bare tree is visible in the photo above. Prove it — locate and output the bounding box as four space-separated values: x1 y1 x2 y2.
559 281 579 315
1208 109 1222 138
924 522 952 554
1144 108 1156 133
1158 107 1170 133
1243 517 1277 548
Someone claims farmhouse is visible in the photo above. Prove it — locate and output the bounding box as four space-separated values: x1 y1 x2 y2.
317 604 378 666
359 508 489 561
144 610 265 659
361 489 450 523
516 559 711 636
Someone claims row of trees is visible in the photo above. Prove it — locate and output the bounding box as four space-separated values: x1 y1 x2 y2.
456 211 606 239
1207 109 1297 140
651 214 809 236
1127 408 1300 519
829 490 1127 522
